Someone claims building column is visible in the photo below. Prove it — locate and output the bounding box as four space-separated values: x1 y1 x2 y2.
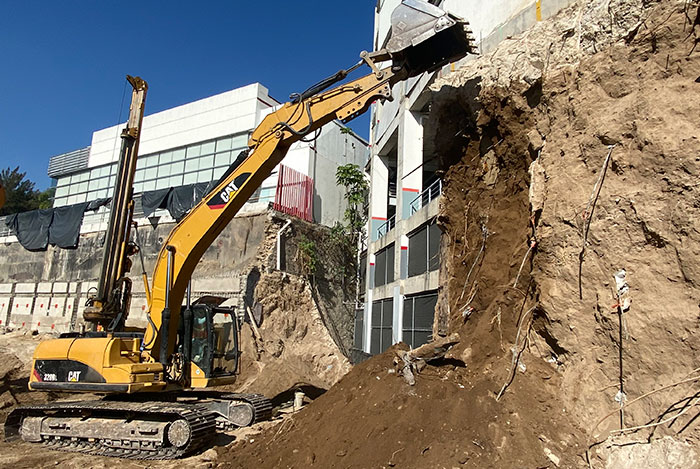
393 285 402 345
369 152 389 241
363 288 373 354
397 110 424 220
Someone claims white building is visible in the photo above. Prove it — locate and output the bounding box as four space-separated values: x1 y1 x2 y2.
358 0 575 355
45 82 367 232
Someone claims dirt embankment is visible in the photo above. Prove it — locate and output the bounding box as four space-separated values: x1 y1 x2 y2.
232 271 350 399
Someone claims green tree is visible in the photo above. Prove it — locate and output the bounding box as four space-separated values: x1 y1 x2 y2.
0 167 43 216
335 163 369 246
35 187 56 209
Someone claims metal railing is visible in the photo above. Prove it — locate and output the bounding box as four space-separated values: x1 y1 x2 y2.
409 179 442 215
375 214 396 239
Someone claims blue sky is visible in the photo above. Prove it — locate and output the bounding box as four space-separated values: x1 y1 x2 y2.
0 2 375 190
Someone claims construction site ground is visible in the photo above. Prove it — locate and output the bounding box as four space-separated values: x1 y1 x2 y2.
2 0 700 467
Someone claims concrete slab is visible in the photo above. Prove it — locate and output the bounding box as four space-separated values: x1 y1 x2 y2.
33 297 51 319
129 297 149 329
73 301 88 331
0 284 13 294
48 297 66 317
37 282 52 294
81 281 99 297
15 283 36 294
12 298 34 316
65 297 78 326
9 314 32 330
0 297 10 326
192 275 241 294
52 282 69 294
68 282 78 293
37 316 70 334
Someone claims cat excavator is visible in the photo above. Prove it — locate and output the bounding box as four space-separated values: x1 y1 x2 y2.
5 0 475 459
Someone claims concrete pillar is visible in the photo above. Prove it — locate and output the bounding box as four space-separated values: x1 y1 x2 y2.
369 152 389 241
392 286 402 345
399 234 409 279
363 288 373 354
397 110 424 220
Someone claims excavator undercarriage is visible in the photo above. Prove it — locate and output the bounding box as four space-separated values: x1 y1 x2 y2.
6 393 271 459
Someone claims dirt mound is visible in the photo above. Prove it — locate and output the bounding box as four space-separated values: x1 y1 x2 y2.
218 344 582 468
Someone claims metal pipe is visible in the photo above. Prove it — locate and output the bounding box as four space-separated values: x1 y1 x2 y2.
276 219 293 271
160 246 175 366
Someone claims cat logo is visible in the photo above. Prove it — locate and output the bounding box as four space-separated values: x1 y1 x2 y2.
67 371 82 382
207 172 251 209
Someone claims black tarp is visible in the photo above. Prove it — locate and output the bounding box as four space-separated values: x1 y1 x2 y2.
141 188 171 218
87 197 111 211
167 182 212 220
142 182 214 220
5 199 111 251
48 202 90 249
5 209 54 251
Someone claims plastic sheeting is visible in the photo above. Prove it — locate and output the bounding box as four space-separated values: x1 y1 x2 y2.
141 150 249 220
167 182 211 220
5 209 53 251
140 188 171 218
4 198 110 251
142 182 214 220
49 202 90 249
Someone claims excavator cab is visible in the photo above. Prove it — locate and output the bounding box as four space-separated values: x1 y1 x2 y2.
186 305 239 382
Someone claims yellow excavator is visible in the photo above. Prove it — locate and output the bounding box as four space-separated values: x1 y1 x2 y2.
5 0 475 459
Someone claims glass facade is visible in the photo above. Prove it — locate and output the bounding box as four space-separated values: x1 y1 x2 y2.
402 292 436 348
53 133 250 207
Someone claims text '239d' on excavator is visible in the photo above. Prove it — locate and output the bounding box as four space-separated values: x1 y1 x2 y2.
5 0 475 459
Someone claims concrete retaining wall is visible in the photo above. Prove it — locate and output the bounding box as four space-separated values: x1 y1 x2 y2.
0 210 271 334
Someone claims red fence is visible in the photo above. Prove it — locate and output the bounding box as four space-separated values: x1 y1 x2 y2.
273 165 314 222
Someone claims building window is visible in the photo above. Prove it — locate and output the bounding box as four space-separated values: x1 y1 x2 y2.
403 292 436 348
353 307 364 350
374 243 395 287
407 219 440 277
370 298 393 354
53 133 248 207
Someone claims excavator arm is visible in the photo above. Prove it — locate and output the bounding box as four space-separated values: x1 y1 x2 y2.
143 1 475 366
146 67 399 363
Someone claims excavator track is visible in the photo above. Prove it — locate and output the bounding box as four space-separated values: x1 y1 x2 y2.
5 400 217 460
219 392 273 425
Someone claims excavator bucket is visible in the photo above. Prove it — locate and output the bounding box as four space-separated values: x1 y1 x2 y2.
387 0 476 77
